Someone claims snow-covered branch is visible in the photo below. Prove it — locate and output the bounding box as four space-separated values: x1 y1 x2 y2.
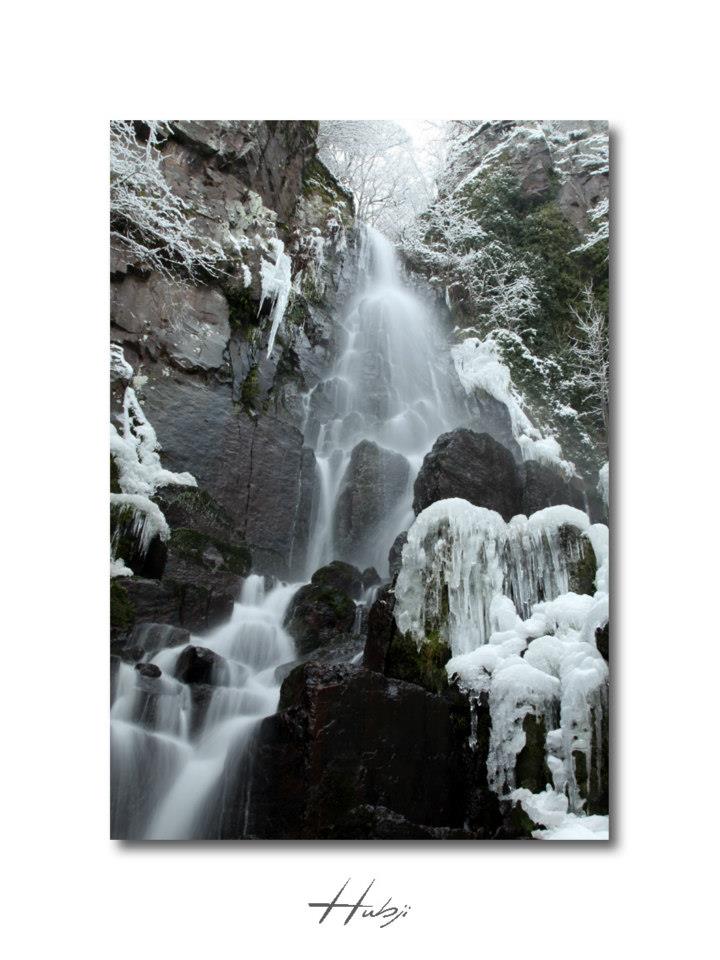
110 120 226 280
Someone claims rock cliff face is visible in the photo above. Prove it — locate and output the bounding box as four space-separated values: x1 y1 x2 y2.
111 121 356 585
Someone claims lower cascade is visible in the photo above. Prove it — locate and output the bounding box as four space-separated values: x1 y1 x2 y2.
111 576 298 839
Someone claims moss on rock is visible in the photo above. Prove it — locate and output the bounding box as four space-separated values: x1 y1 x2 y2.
170 527 251 577
385 629 452 695
110 579 135 633
558 525 597 595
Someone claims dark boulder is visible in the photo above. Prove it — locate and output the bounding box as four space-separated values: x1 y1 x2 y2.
361 567 381 590
413 429 522 520
214 663 486 839
308 560 363 599
283 575 356 657
174 645 229 686
364 585 451 694
521 460 586 516
135 662 162 680
363 584 397 673
333 440 410 569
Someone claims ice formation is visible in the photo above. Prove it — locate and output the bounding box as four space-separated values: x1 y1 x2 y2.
451 336 574 476
111 493 171 555
259 237 292 357
394 497 609 822
394 499 593 652
111 384 197 498
510 787 609 840
110 345 196 575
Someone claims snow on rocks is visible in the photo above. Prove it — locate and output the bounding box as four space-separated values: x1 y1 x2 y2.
110 492 171 555
110 345 196 575
111 384 197 499
394 495 610 829
510 786 609 840
451 336 575 476
394 499 593 653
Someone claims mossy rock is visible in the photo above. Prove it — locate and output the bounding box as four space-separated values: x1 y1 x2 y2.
301 156 354 220
385 629 452 695
309 561 363 599
155 486 233 533
221 282 259 333
558 525 597 595
110 501 167 579
284 583 356 656
169 527 251 577
240 364 261 410
110 579 136 634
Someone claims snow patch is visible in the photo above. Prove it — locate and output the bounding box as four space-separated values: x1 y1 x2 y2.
451 336 574 476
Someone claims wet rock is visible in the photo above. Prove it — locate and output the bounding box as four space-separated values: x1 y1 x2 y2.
218 663 480 839
188 683 215 737
135 662 162 680
560 526 597 595
174 645 229 686
284 578 356 657
413 428 522 520
388 531 408 579
521 460 586 516
121 575 236 634
596 622 609 662
333 440 410 569
361 567 381 590
465 390 522 460
309 560 363 598
135 372 316 579
363 584 396 673
515 713 551 793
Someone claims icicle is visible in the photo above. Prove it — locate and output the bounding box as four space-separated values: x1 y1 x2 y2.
259 238 292 357
395 497 609 811
111 384 197 497
111 493 171 557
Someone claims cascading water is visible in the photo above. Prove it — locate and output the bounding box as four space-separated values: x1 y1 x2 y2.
110 575 298 839
303 225 465 576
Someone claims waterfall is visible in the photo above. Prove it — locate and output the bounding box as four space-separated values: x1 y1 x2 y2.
303 225 463 576
110 575 298 839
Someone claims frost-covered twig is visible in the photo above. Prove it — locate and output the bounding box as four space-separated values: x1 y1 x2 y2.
110 120 226 280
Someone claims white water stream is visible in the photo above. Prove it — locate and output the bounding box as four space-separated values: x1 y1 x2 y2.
303 225 464 576
111 225 483 839
111 576 297 839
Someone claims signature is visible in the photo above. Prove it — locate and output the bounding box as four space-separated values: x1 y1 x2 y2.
308 878 411 928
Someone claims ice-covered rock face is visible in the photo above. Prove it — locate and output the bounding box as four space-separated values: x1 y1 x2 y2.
393 497 609 815
394 498 594 654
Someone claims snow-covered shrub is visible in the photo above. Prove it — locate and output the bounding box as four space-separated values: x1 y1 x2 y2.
110 120 225 280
